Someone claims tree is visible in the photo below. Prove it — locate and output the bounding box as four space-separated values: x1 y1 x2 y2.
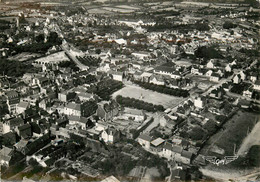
35 34 45 43
95 49 101 54
204 120 217 135
223 21 237 29
47 32 61 44
189 127 206 141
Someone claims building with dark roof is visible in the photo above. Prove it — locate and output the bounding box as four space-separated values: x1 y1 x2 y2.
3 117 24 134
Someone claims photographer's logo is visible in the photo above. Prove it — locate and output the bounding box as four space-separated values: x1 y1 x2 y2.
204 156 238 166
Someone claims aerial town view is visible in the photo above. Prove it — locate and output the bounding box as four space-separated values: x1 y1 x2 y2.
0 0 259 181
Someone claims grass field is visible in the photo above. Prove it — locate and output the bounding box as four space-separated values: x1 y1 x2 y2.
112 84 185 108
200 110 259 156
34 51 69 64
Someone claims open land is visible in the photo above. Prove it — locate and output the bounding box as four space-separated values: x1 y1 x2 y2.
112 84 185 108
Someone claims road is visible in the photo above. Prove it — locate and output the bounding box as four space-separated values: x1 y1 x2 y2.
53 23 89 71
200 167 260 182
61 43 89 70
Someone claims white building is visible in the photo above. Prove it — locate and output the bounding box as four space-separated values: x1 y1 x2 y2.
137 133 152 149
64 102 81 117
194 97 206 109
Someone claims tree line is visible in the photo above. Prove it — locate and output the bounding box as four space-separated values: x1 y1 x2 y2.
134 81 189 97
116 95 164 112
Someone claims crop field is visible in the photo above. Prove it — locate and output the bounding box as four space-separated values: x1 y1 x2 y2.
112 84 185 108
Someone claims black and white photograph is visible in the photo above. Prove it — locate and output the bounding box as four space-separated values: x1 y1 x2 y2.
0 0 259 181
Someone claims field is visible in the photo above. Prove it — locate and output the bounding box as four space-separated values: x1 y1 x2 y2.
103 7 135 13
34 51 69 64
112 84 185 108
116 5 140 10
8 52 41 62
200 110 259 156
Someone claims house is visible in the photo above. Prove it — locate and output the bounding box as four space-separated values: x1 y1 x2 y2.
239 71 246 81
68 115 93 130
194 96 206 109
159 113 177 128
14 140 29 152
225 64 232 72
3 117 24 134
137 133 152 149
5 90 20 114
100 127 120 144
39 99 47 110
64 102 81 117
243 89 253 98
77 92 94 102
222 82 232 92
32 76 50 88
16 101 30 114
2 131 17 146
162 142 183 160
171 168 187 181
233 74 241 84
210 73 220 82
58 91 76 102
191 65 200 75
205 70 213 77
149 74 165 85
250 72 258 83
206 60 215 69
154 64 181 79
253 80 260 91
150 137 165 153
209 88 224 99
0 147 14 166
177 150 193 164
16 123 32 139
123 108 146 122
140 72 153 82
0 146 24 167
109 71 124 82
96 101 119 121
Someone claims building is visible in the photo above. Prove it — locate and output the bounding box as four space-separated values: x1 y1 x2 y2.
194 96 206 109
58 91 76 102
123 108 146 122
137 133 152 149
16 101 30 114
16 123 32 139
3 117 24 134
64 102 81 117
100 127 120 144
225 64 232 72
206 60 215 69
253 80 260 91
109 71 124 82
5 90 20 115
210 73 220 82
96 101 119 121
233 74 241 84
149 74 165 85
